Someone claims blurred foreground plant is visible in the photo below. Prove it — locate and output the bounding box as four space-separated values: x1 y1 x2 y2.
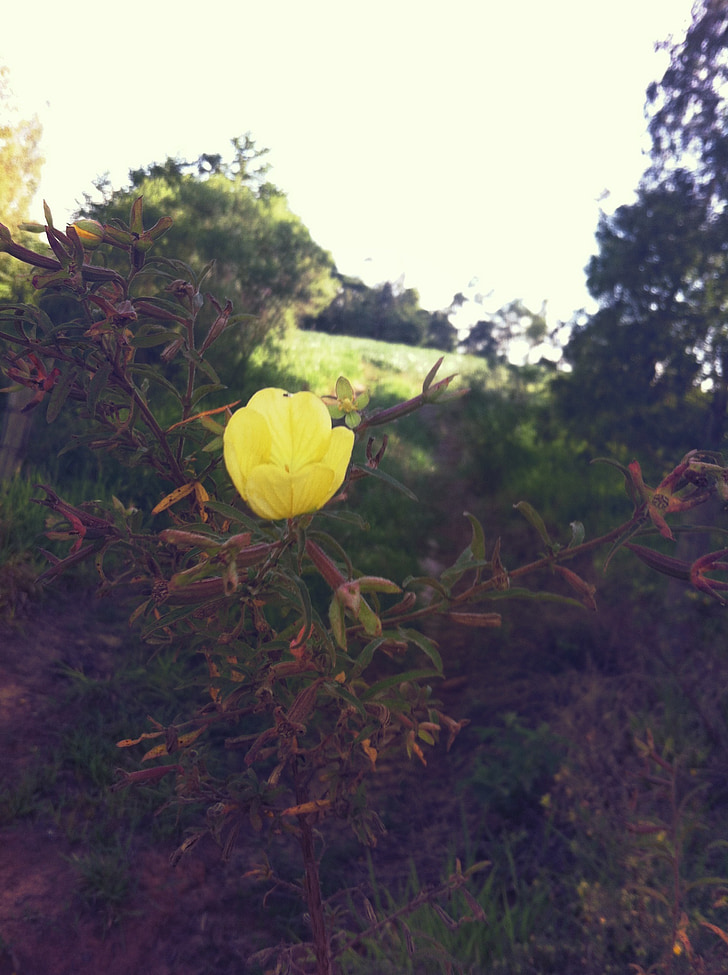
2 200 728 973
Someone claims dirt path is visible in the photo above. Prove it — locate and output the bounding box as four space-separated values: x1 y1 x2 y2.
0 593 284 974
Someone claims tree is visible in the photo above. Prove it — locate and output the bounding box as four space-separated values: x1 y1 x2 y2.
459 299 549 365
79 137 337 377
647 0 728 201
0 65 44 298
303 274 457 350
555 171 718 455
555 2 728 456
0 64 44 479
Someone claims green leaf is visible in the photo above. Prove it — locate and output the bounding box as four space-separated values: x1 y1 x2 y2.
349 636 388 680
315 508 370 531
603 522 646 571
329 595 347 650
193 356 221 385
86 362 113 417
463 511 486 560
357 576 401 595
326 680 367 716
422 357 444 392
357 597 382 636
204 499 260 530
289 572 313 643
191 383 226 406
356 463 418 501
129 364 181 399
46 367 77 423
202 435 224 453
141 602 212 640
482 585 588 611
401 574 450 598
399 627 442 672
362 668 441 701
513 501 553 549
136 296 189 318
197 259 216 288
592 456 639 506
131 328 183 348
439 559 492 591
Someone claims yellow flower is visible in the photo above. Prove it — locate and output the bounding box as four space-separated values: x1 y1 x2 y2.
223 388 354 520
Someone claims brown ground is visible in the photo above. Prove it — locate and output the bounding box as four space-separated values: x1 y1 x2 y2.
0 586 478 975
0 592 276 974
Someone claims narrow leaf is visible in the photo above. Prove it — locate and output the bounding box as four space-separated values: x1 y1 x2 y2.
203 499 260 530
422 357 444 392
86 362 112 416
464 510 486 560
191 383 226 406
356 463 418 501
362 667 441 701
46 367 77 423
131 328 184 349
399 627 443 671
513 501 553 549
329 595 347 650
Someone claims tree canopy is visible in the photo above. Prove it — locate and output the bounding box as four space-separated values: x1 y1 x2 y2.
647 0 728 200
555 2 728 456
0 65 44 300
79 136 338 371
302 274 458 350
459 299 550 365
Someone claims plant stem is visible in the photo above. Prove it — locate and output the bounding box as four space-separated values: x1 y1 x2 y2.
296 777 333 975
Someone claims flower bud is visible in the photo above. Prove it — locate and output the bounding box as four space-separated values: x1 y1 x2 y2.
70 219 105 249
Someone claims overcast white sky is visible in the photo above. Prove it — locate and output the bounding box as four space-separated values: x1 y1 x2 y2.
2 0 694 328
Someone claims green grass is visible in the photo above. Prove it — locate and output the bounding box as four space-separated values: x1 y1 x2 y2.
246 328 493 403
0 473 48 618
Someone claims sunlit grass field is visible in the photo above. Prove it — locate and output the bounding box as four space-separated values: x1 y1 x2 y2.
246 327 497 402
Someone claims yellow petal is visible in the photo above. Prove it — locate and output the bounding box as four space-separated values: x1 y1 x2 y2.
223 406 271 500
247 389 332 472
285 392 337 472
320 426 355 502
224 388 355 520
246 464 336 520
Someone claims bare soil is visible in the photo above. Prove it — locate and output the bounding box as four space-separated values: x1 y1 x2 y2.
0 587 479 975
0 592 277 974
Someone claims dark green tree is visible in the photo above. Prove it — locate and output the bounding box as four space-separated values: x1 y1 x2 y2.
303 274 457 349
460 299 549 365
555 171 717 456
555 1 728 456
647 0 728 200
79 136 337 378
422 309 457 351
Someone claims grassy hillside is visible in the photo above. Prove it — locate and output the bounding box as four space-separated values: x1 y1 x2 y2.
245 328 496 402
